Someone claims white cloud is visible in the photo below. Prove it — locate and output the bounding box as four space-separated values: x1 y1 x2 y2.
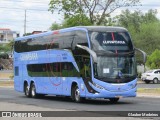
0 0 160 36
111 0 160 19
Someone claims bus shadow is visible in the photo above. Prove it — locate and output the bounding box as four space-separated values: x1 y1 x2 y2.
21 95 135 105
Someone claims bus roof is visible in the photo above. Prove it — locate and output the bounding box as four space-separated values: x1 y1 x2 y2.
15 26 127 41
78 26 128 32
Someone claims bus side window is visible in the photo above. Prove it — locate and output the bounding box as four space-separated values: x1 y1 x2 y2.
15 67 19 76
72 31 88 50
84 59 91 78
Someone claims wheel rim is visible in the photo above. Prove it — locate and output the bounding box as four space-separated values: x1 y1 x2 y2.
25 85 29 96
154 79 158 84
31 85 36 97
75 88 80 102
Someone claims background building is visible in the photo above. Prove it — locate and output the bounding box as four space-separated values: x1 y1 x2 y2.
0 28 19 44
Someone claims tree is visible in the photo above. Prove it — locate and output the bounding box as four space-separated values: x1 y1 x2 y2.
135 22 160 55
62 14 92 27
50 14 92 30
50 22 62 30
115 9 143 32
0 41 13 53
6 40 14 52
49 0 141 25
115 9 158 32
146 49 160 69
23 33 32 36
115 9 160 55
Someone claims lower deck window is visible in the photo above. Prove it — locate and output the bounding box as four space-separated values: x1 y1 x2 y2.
27 62 80 77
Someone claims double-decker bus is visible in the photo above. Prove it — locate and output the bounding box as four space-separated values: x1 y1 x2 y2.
14 26 146 103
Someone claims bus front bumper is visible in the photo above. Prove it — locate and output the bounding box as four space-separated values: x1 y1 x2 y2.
84 87 137 99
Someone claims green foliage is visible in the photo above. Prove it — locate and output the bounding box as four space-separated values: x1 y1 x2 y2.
116 9 158 33
0 40 14 55
134 22 160 55
62 14 92 27
49 0 140 25
50 23 62 30
50 14 92 30
146 49 160 69
113 9 160 65
115 9 160 56
0 44 11 53
23 33 32 36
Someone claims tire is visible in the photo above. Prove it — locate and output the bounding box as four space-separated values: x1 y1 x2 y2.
30 83 37 98
144 80 150 84
109 98 119 103
24 83 31 97
153 78 159 84
71 85 83 102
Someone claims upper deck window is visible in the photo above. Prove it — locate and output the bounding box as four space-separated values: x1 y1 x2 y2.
90 31 133 53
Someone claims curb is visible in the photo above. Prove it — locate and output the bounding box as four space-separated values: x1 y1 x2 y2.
0 86 14 88
137 94 160 98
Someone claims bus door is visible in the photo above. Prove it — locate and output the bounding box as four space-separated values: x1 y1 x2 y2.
79 57 92 92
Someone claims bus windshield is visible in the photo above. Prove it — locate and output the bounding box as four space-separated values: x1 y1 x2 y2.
94 56 136 83
90 31 133 53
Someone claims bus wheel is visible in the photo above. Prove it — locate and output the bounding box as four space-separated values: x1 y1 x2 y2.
109 98 119 103
24 83 31 97
72 85 82 102
31 83 37 98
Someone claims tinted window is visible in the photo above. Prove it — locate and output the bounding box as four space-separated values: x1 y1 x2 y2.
72 31 88 50
90 32 133 53
15 67 19 76
14 32 75 53
27 62 80 77
154 70 160 74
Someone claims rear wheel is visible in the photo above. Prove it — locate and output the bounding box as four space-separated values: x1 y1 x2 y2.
24 83 31 97
144 80 150 84
109 98 119 103
31 83 37 98
153 78 159 84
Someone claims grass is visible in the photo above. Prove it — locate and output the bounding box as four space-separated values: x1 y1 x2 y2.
0 81 14 86
0 73 13 79
137 88 160 95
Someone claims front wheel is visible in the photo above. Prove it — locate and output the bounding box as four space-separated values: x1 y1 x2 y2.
109 98 119 103
72 85 84 102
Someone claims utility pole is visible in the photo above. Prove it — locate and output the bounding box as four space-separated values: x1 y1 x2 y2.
24 9 27 35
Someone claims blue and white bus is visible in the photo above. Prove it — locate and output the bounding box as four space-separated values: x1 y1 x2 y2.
14 26 146 103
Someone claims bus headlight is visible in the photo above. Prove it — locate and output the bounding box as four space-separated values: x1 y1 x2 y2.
93 83 104 90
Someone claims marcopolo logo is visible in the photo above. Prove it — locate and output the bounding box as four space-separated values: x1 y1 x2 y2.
20 53 38 61
103 41 126 44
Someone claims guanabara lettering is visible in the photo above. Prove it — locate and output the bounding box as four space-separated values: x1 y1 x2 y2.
103 41 126 44
20 53 38 61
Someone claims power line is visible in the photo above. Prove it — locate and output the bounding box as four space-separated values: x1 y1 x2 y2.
0 6 49 11
2 0 50 4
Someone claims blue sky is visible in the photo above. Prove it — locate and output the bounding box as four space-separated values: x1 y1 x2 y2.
0 0 160 36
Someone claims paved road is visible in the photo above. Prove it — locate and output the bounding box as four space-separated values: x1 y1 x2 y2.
1 87 160 111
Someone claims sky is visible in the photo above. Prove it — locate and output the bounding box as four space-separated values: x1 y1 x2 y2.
0 0 160 36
